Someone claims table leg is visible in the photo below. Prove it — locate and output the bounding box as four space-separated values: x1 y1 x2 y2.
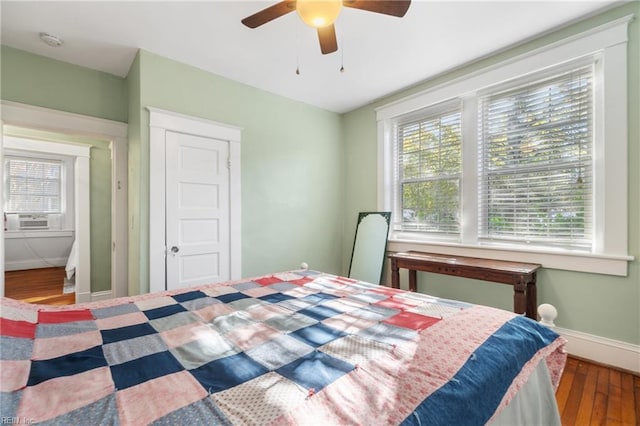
409 269 417 292
526 275 537 320
514 278 526 317
391 258 400 289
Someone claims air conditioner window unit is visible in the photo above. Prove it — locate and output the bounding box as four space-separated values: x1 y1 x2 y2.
18 214 49 230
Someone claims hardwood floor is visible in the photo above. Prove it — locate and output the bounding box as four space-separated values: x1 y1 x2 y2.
4 266 75 305
3 269 638 424
558 356 639 425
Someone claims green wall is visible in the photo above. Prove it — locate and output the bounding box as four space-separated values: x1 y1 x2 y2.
1 46 127 122
128 50 344 294
342 2 640 346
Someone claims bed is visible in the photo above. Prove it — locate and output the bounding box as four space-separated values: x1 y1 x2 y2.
0 270 566 425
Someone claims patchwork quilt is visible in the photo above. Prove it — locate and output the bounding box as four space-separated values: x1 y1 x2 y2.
0 270 566 425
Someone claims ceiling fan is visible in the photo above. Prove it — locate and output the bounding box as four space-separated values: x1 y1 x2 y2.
241 0 411 55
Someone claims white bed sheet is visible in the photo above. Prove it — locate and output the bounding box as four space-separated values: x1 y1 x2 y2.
490 361 561 425
65 239 78 280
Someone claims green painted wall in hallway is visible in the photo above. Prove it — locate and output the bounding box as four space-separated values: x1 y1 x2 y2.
1 46 127 123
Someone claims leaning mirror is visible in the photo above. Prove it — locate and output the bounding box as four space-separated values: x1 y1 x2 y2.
348 212 391 285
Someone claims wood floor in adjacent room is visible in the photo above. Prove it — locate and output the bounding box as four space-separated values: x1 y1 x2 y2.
4 266 75 305
2 268 638 424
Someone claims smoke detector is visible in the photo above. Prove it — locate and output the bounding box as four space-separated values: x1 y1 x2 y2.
39 33 63 47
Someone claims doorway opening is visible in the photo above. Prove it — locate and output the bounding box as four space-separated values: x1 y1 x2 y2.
1 101 128 302
3 135 88 304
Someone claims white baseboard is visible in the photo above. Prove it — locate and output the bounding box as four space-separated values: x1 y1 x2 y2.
556 326 640 374
74 290 113 303
90 290 113 302
75 291 91 304
5 258 67 271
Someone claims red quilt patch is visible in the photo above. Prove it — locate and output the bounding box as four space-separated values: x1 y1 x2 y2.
369 286 404 296
38 310 93 324
254 276 282 286
288 277 313 286
383 311 440 331
0 318 37 339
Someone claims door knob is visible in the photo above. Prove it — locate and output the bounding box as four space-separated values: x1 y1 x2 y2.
170 246 179 253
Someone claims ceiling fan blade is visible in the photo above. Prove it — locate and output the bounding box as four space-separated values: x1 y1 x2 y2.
343 0 411 17
241 1 296 28
317 25 338 55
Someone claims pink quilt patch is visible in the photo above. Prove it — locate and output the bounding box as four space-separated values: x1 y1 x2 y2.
32 330 104 361
17 366 115 422
375 298 416 311
0 360 30 391
116 371 208 425
95 311 149 330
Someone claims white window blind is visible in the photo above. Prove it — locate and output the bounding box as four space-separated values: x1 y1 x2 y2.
478 67 593 248
4 156 62 214
396 106 462 234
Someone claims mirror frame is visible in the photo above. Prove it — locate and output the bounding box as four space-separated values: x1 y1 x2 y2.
348 211 391 285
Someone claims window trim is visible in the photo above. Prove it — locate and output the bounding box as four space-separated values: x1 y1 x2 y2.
376 15 634 276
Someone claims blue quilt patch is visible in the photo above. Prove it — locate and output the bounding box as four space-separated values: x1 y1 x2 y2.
290 323 346 347
172 291 208 303
101 322 157 344
276 350 354 392
143 304 188 320
189 352 268 393
28 345 108 386
110 351 183 390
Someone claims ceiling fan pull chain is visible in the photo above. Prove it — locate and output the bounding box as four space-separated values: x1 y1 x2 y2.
340 31 345 73
295 21 301 75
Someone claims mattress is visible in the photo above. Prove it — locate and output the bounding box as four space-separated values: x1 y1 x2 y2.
0 270 566 425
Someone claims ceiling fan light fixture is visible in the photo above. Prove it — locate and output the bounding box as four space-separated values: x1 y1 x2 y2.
296 0 342 28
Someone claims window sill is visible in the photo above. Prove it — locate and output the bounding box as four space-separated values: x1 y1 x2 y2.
387 237 634 277
4 230 74 239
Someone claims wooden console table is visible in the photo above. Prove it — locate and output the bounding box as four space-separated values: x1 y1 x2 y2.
388 251 541 319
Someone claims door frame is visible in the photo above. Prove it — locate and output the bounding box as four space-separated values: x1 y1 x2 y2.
148 107 242 294
1 101 128 301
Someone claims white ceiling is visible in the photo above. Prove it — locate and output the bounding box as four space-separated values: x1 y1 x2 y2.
0 1 621 113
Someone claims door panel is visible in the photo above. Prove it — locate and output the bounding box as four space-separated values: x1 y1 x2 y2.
166 131 230 291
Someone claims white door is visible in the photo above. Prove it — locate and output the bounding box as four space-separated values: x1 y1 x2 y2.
165 131 230 290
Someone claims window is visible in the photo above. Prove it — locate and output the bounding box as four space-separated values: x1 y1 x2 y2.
478 67 593 249
4 156 63 214
391 65 594 250
396 103 461 234
377 16 632 275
